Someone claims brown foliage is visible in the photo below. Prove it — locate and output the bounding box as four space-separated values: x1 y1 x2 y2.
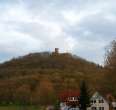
0 51 103 105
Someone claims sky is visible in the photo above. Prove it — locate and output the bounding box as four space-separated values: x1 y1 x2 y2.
0 0 116 65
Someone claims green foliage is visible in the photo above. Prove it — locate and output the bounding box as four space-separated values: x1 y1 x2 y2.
54 100 60 110
80 80 90 110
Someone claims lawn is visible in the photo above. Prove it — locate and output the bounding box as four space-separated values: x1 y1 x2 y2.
0 105 45 110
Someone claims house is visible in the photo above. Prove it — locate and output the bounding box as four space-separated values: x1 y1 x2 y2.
59 90 80 110
112 101 116 110
106 93 116 110
90 92 109 110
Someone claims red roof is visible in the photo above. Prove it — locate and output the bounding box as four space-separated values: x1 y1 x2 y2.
58 90 80 102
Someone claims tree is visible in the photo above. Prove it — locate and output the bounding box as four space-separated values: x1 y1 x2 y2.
103 40 116 96
105 40 116 69
54 99 60 110
79 80 90 110
14 84 31 105
32 77 57 105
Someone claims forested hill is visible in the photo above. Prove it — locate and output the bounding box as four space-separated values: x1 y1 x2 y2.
0 51 102 79
0 42 115 105
0 51 105 105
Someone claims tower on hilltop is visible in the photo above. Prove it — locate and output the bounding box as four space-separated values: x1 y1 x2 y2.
55 48 59 54
52 48 59 55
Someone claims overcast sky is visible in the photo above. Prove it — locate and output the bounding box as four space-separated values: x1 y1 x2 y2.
0 0 116 65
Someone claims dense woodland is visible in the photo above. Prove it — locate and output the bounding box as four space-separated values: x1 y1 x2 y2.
0 40 115 105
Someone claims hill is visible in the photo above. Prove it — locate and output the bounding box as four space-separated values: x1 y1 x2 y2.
0 49 104 105
0 51 102 78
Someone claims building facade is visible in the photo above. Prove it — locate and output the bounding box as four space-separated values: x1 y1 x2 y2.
90 92 109 110
59 90 80 110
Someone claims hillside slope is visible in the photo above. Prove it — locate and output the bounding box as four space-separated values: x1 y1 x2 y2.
0 52 102 78
0 51 104 105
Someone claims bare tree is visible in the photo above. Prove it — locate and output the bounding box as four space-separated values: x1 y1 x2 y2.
105 40 116 70
103 40 116 96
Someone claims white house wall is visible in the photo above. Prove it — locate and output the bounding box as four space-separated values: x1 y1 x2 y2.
90 92 109 110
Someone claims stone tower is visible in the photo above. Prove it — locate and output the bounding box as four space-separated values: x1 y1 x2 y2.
55 48 59 54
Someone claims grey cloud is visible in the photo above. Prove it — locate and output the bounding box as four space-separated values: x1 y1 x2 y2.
0 0 116 64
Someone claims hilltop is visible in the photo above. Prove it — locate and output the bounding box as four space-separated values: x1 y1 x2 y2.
0 48 105 105
0 49 102 78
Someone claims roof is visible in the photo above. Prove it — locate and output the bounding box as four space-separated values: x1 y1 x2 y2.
91 91 109 104
91 92 103 100
58 90 80 102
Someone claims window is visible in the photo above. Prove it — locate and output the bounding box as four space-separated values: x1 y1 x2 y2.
101 100 104 103
68 97 73 100
99 99 104 103
92 107 96 110
94 100 96 103
74 97 78 100
73 97 75 100
99 107 104 110
99 107 102 110
91 100 93 103
101 107 104 110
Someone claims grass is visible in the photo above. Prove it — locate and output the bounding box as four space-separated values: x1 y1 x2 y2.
0 105 45 110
